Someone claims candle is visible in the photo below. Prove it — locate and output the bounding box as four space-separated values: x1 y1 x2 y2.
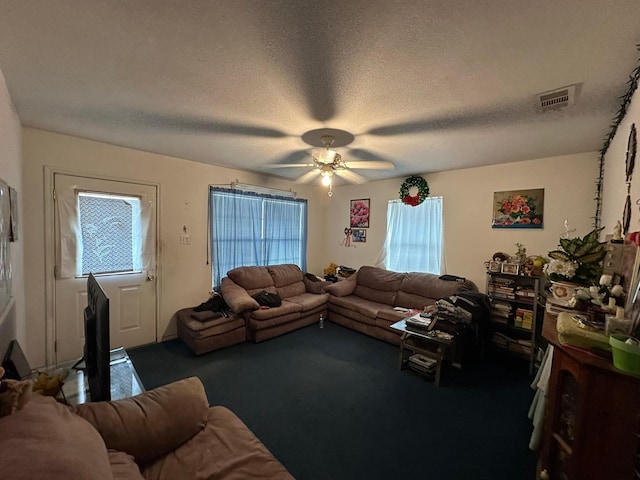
616 306 625 320
609 297 617 309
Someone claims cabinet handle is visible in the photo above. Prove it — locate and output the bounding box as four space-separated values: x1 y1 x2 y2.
539 469 550 480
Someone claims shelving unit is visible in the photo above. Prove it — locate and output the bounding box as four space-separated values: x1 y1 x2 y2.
486 271 545 373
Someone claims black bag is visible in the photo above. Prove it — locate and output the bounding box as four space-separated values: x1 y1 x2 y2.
252 291 282 308
193 293 230 317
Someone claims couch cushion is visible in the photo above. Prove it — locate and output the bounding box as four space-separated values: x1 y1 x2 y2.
72 377 209 465
396 272 474 308
142 406 293 480
248 299 302 320
267 264 307 298
352 266 403 305
286 292 329 312
228 266 275 291
328 295 390 326
0 394 112 480
108 450 145 480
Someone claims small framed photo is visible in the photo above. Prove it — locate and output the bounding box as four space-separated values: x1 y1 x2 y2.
489 261 502 272
501 262 520 275
352 228 366 243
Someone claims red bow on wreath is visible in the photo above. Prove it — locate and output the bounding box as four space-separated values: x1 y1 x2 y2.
402 195 420 206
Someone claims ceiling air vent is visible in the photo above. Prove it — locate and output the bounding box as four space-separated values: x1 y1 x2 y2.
537 84 576 112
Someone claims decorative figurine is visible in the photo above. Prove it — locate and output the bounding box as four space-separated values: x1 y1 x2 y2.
612 220 624 243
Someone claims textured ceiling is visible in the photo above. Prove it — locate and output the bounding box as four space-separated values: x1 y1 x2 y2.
1 1 640 185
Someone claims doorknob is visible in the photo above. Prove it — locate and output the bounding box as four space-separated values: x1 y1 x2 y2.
146 271 156 281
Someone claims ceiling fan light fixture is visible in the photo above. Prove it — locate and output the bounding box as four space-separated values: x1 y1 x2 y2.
321 174 331 186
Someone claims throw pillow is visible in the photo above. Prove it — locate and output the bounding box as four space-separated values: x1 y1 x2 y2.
0 366 32 417
0 394 113 480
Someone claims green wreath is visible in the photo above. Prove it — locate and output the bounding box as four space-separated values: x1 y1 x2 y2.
399 175 429 206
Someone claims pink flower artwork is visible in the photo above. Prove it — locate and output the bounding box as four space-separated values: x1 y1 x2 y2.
350 199 370 228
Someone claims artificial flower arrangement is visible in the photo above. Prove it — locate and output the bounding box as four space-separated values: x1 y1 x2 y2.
543 227 607 286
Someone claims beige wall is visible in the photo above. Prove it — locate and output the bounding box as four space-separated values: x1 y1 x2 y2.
0 70 24 357
21 128 324 367
326 152 600 291
602 91 640 234
18 85 638 368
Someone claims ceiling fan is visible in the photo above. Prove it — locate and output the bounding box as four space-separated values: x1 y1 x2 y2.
267 128 395 190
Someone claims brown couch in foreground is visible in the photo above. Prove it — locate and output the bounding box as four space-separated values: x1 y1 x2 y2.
325 266 477 345
220 264 329 342
0 377 293 480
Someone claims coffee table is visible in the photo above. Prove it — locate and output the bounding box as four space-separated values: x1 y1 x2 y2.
390 317 456 386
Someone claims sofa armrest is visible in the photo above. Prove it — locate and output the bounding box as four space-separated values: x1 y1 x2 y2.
324 273 358 297
220 277 260 312
303 275 329 294
71 377 209 465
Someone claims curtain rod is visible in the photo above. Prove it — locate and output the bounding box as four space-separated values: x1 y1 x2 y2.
209 180 297 198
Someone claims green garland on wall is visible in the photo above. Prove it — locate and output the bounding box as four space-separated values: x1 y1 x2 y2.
594 44 640 229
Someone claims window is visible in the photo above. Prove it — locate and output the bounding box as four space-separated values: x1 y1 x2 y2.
209 187 307 288
383 197 444 274
78 193 140 275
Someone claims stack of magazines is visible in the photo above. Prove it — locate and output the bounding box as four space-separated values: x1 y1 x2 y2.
405 315 433 330
407 354 437 377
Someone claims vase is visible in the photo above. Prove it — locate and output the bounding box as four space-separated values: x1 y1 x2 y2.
550 281 580 303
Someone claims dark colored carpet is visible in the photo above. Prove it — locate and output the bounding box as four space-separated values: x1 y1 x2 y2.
128 322 537 480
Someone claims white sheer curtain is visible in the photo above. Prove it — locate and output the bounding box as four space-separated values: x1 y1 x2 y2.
57 187 153 278
382 196 444 274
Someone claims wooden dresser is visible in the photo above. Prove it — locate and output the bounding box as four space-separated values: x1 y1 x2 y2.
538 312 640 479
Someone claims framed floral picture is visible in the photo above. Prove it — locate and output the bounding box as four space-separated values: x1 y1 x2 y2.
350 199 370 228
492 189 544 229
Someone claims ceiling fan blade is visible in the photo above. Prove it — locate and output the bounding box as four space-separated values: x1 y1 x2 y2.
335 169 367 184
343 161 395 170
295 170 321 184
267 163 316 168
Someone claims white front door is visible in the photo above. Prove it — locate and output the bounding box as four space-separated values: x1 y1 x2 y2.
53 174 157 363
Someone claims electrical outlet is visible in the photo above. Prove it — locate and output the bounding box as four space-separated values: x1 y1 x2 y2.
180 234 191 245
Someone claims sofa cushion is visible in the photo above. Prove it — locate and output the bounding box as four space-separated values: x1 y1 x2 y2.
72 377 209 465
108 450 145 480
396 272 475 308
267 264 307 298
287 292 330 312
248 299 302 320
0 394 113 480
228 266 275 291
352 266 403 305
328 295 390 326
142 406 293 480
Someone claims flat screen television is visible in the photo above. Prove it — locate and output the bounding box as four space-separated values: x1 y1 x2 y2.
73 273 111 401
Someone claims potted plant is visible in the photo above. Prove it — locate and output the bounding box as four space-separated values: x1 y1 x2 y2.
543 227 607 301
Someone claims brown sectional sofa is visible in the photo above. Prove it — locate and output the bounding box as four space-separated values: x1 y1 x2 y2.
220 264 329 342
0 376 293 480
325 266 477 345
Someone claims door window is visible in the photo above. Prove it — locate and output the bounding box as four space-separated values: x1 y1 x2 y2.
78 192 140 275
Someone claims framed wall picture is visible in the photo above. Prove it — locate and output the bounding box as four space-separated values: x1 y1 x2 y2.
350 199 370 228
352 228 366 243
492 188 544 229
9 186 18 242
